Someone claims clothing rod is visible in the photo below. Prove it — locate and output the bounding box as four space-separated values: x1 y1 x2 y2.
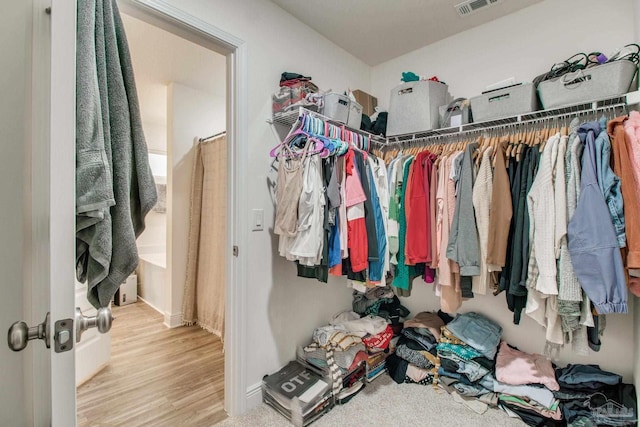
199 130 227 143
382 101 628 148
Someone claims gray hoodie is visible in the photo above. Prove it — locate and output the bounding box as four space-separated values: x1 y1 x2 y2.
567 123 627 314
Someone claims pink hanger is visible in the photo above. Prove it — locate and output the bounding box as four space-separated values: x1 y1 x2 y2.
269 113 325 158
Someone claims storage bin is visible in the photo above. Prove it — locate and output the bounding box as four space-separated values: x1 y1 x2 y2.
439 98 472 128
538 59 637 109
114 274 137 306
387 80 451 136
470 83 537 122
347 100 363 129
353 89 378 116
321 93 350 124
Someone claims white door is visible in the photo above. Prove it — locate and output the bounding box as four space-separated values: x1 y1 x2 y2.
2 0 77 425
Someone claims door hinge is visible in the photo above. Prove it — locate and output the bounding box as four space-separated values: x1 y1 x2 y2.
233 245 239 257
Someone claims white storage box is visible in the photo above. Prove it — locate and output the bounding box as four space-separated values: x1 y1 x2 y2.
347 100 363 129
538 60 637 109
470 83 537 122
321 93 350 124
387 80 451 136
114 274 137 306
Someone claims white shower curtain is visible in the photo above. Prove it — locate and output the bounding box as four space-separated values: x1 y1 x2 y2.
182 134 227 343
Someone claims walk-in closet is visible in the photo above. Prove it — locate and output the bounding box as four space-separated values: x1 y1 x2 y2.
4 0 640 426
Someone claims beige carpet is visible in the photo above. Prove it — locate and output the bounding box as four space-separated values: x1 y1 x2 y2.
217 375 526 427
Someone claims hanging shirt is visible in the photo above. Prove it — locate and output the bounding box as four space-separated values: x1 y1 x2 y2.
504 144 531 324
486 142 513 267
438 155 462 314
429 158 439 270
525 134 563 350
472 146 494 295
388 156 406 266
446 143 480 277
369 156 390 276
365 156 387 283
609 116 640 296
392 157 417 291
527 134 560 296
338 156 349 260
405 151 432 265
354 150 379 264
624 111 640 208
288 155 325 266
344 149 368 273
273 137 311 237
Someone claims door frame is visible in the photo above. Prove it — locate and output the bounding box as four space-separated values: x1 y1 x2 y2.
33 0 249 422
118 0 250 417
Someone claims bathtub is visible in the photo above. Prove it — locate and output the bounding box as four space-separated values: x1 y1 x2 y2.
137 245 167 314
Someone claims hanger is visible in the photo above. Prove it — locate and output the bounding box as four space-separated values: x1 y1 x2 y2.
269 111 327 158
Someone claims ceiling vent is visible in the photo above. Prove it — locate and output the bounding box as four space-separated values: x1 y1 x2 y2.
455 0 503 17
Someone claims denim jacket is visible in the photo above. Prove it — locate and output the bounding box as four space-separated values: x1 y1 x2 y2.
579 120 626 248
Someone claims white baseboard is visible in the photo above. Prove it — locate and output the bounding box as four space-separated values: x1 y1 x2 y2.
137 296 164 315
246 382 262 409
163 311 183 328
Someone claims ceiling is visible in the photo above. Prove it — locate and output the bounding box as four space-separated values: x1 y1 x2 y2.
269 0 543 66
122 13 226 152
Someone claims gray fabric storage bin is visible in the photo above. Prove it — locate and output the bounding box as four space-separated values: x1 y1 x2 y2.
321 93 350 124
439 98 472 128
470 83 537 122
538 60 637 109
387 80 450 136
347 100 363 129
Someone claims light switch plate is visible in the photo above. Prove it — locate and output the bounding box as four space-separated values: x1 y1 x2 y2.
252 209 264 231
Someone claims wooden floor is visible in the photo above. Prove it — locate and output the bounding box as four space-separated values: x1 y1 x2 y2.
77 301 226 427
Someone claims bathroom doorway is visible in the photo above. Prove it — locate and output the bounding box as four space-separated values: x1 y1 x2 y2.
75 6 231 426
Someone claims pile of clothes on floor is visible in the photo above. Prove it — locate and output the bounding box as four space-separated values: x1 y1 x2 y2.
385 310 452 386
391 311 637 427
297 310 393 404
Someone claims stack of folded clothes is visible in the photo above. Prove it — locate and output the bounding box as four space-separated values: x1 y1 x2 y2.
434 312 503 414
262 360 334 427
298 311 392 404
386 311 450 386
492 341 563 425
554 364 637 427
362 322 393 383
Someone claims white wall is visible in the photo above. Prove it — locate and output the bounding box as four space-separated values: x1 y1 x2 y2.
0 1 29 425
136 211 166 250
159 0 371 407
372 0 636 106
166 82 226 326
371 0 637 381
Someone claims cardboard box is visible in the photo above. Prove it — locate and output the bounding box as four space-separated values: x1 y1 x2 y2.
353 90 377 116
114 274 137 306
